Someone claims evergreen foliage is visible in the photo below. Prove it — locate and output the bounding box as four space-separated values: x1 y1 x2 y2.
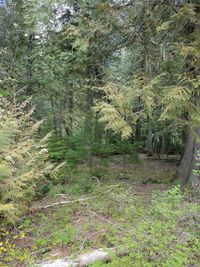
0 97 55 224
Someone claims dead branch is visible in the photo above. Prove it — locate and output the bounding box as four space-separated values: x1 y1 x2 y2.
33 184 121 210
35 196 95 210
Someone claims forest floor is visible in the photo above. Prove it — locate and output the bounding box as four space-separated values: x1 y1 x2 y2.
1 154 200 267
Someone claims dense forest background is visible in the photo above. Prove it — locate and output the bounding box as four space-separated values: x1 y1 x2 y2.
0 0 200 266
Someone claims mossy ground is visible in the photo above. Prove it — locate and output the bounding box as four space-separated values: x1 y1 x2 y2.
1 155 199 267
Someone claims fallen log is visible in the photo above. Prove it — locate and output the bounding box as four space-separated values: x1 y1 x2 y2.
36 248 113 267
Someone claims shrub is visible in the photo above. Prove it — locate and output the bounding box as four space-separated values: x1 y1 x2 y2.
0 97 57 224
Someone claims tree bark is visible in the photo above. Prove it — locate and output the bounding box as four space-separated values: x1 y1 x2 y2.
64 87 74 137
27 34 34 95
84 87 93 171
146 117 153 156
177 128 200 189
135 118 141 142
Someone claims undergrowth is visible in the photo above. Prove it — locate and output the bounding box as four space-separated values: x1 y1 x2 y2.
91 186 200 267
1 168 199 266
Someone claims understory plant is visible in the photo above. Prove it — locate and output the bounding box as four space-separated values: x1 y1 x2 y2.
0 96 59 224
91 186 200 267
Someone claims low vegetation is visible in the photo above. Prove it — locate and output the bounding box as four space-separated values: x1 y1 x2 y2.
1 156 200 266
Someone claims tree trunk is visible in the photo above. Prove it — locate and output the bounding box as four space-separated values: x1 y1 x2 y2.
159 134 170 159
177 128 200 190
135 118 141 142
68 88 74 136
159 135 165 158
27 34 34 95
94 114 103 145
65 87 74 137
84 87 93 171
51 96 62 139
146 117 153 156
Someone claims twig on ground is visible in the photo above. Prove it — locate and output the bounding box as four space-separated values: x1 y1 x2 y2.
35 196 95 210
33 184 121 210
57 194 68 199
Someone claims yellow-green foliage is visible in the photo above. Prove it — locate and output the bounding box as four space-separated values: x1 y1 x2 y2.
93 83 136 139
158 76 200 128
127 76 155 115
0 97 54 224
93 77 155 139
156 3 200 128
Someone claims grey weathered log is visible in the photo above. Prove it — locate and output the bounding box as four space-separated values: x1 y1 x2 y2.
37 248 112 267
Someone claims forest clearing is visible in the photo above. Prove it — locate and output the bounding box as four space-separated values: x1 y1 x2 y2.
0 0 200 266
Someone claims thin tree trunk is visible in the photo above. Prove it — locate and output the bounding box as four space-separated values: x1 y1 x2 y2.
65 87 74 137
147 117 153 156
134 96 142 142
94 114 103 145
84 87 93 172
27 33 34 95
135 118 141 142
51 96 61 138
159 135 165 158
159 134 170 159
68 88 74 136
